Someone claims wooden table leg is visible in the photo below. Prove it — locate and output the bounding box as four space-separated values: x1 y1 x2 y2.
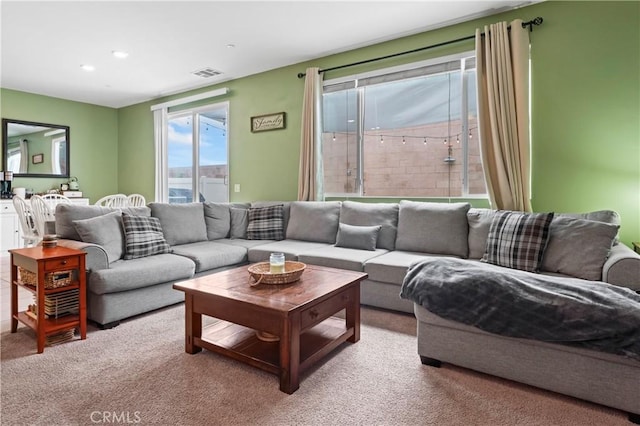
184 294 202 354
346 283 361 343
10 255 18 333
279 313 301 394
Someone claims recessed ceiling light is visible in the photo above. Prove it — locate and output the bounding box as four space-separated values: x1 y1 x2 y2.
112 50 129 59
80 64 95 72
226 44 235 49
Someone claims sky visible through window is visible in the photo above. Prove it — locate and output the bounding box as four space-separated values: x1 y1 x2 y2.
168 116 226 168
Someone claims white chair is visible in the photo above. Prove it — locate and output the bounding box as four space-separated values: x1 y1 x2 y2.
13 196 40 247
41 193 71 209
29 194 71 237
127 194 146 207
95 194 129 208
30 195 55 238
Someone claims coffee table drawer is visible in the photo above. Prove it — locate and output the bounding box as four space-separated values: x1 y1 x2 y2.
301 290 352 330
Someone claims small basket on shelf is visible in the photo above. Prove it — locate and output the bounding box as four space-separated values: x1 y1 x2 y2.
19 267 73 289
247 261 306 286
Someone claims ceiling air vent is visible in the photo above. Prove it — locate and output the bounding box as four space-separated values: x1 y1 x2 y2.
192 68 223 78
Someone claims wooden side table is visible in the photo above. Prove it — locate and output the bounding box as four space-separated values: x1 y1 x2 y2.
633 242 640 254
10 246 87 353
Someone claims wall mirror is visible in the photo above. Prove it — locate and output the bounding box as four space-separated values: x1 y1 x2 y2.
2 118 70 178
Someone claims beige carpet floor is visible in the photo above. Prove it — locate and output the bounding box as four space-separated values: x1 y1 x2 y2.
0 304 628 425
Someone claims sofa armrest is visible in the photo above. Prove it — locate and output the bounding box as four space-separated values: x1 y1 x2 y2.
602 243 640 291
56 239 110 272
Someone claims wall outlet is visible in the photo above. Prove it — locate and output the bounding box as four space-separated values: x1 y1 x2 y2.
234 184 240 193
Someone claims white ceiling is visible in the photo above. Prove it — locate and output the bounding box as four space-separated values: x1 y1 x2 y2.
1 1 536 109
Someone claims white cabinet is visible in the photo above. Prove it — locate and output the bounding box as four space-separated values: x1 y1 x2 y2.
0 198 90 253
0 201 20 252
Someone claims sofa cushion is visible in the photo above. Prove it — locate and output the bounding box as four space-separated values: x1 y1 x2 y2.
230 207 249 239
467 208 496 259
55 204 150 240
364 250 446 285
286 201 341 244
482 210 554 273
170 241 248 273
247 240 332 263
298 246 387 272
121 213 171 260
395 201 471 257
541 217 619 281
203 202 231 240
88 253 195 295
149 202 207 246
247 204 285 240
339 201 399 250
335 223 381 251
73 211 124 264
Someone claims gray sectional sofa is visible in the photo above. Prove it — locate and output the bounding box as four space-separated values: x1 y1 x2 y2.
53 199 640 420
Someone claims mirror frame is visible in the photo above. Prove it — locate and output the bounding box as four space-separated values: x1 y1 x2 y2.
2 118 70 178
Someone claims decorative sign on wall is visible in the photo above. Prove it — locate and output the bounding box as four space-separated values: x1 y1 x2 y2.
250 112 286 133
32 153 44 164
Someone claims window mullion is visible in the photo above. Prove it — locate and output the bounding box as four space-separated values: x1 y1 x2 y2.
193 113 199 202
461 61 470 196
356 86 365 196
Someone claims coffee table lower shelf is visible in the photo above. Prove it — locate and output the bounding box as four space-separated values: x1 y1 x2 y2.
196 316 352 377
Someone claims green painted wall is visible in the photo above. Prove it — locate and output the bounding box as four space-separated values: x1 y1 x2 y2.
2 2 638 246
0 88 119 200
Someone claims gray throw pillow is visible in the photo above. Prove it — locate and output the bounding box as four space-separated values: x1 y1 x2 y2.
203 202 231 240
73 211 124 263
149 202 207 246
339 201 399 250
482 210 554 273
395 201 471 257
121 213 170 260
286 201 341 244
335 223 381 251
467 208 496 259
230 207 248 239
556 210 620 245
541 216 619 281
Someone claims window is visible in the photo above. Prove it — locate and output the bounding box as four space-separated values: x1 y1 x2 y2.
166 103 229 204
51 136 66 175
322 52 485 198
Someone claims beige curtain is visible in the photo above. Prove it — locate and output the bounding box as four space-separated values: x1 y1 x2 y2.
297 67 323 201
476 20 532 212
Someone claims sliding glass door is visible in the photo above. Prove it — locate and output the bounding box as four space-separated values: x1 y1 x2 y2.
167 103 229 203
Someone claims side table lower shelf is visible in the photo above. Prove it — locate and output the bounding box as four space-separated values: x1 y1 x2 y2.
14 311 81 334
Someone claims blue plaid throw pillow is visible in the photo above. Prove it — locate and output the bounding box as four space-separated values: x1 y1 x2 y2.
482 210 554 272
246 204 284 240
122 213 171 259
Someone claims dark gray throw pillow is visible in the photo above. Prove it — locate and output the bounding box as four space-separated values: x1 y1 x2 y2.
246 204 284 240
121 213 170 259
335 223 381 251
482 210 554 273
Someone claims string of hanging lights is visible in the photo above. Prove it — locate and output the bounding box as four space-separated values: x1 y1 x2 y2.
330 128 476 144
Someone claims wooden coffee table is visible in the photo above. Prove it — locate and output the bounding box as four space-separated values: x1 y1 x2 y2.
173 264 367 394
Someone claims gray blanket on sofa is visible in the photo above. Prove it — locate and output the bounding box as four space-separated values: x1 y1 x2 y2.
400 258 640 360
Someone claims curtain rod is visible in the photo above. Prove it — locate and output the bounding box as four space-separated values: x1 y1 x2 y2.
297 17 543 79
